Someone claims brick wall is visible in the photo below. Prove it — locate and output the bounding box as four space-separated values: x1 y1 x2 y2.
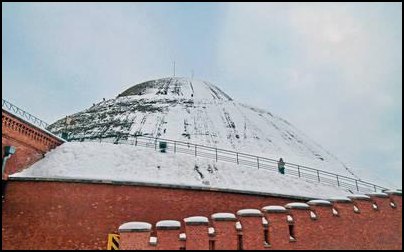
2 181 304 250
2 110 64 174
1 181 401 250
118 192 402 250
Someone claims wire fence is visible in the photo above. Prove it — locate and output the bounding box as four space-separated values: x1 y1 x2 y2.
70 134 388 194
2 99 49 129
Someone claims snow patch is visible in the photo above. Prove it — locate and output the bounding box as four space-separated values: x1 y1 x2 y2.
347 194 371 200
307 200 332 206
184 216 208 223
237 209 262 216
211 213 236 220
119 222 152 232
285 202 310 209
262 205 287 212
366 192 388 197
149 237 157 245
11 142 353 199
156 220 181 228
328 196 352 202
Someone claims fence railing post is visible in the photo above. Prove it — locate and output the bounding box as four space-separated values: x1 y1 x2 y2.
59 129 387 194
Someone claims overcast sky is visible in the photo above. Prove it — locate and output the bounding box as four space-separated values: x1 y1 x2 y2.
2 3 402 188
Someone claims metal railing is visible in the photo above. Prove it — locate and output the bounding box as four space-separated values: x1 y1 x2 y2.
2 99 49 129
69 134 388 193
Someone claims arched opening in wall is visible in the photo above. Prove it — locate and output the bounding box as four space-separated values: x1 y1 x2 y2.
237 234 243 250
390 201 397 208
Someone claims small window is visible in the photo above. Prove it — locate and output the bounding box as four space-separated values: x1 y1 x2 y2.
390 202 397 208
237 234 243 250
289 225 296 241
332 208 339 216
372 203 378 210
209 240 215 250
264 228 270 246
353 205 360 213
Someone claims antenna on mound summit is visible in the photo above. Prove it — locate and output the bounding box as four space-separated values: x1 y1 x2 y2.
173 61 176 77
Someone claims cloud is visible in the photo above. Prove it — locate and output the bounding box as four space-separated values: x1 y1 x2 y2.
3 3 175 121
215 3 402 188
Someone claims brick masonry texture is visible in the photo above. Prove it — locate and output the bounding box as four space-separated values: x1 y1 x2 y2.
2 110 63 175
117 193 402 250
2 181 305 250
2 181 402 250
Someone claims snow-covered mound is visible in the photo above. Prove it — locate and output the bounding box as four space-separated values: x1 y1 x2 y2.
11 142 351 199
47 77 358 178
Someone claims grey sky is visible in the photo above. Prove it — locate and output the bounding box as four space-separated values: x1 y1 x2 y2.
2 3 402 188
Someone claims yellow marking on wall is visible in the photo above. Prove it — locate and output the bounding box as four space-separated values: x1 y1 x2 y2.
107 234 120 250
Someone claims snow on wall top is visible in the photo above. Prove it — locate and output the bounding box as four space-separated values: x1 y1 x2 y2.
184 216 209 223
119 222 152 232
307 200 332 206
366 192 389 198
237 209 263 216
285 202 310 209
262 206 287 212
156 220 181 228
11 142 353 199
211 213 237 220
46 77 358 178
347 194 371 200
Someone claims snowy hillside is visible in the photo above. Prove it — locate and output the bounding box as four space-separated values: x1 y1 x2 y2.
47 77 358 178
12 142 352 199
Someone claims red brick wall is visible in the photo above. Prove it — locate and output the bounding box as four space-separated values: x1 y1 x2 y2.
2 181 402 250
120 232 151 250
238 214 265 250
156 229 181 250
118 194 402 250
2 110 64 175
212 219 238 250
184 222 209 250
2 181 304 250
